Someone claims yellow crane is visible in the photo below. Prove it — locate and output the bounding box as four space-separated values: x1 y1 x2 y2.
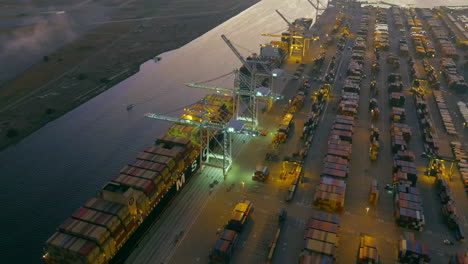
261 33 319 62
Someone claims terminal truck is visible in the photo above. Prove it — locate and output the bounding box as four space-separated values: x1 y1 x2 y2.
252 165 269 182
209 200 253 263
272 113 294 144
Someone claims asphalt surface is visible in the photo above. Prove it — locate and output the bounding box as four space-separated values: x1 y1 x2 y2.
126 3 468 264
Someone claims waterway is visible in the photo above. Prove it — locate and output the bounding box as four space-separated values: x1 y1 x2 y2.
0 0 465 262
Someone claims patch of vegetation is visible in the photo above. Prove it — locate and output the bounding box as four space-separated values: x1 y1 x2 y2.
79 45 95 51
78 73 88 80
43 56 49 62
100 78 110 84
6 128 18 138
45 108 56 115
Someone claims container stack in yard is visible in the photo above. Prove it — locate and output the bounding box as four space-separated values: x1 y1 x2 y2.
450 141 468 191
313 7 372 214
427 9 460 60
392 6 404 29
439 58 468 93
390 123 412 156
299 210 340 263
422 9 456 58
374 9 389 51
436 176 465 241
433 91 457 136
389 107 425 230
391 107 405 122
390 92 405 107
381 11 430 233
388 73 403 92
456 102 468 128
357 235 381 264
450 253 468 264
413 87 439 155
314 176 346 212
398 232 430 263
210 200 253 263
369 126 380 161
404 8 428 58
393 6 409 57
386 53 400 69
394 183 425 231
357 7 370 39
44 95 236 264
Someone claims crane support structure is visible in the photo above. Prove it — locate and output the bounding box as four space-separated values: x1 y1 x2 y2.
220 34 286 127
306 0 327 23
422 153 457 180
275 9 292 28
145 113 259 179
261 33 319 62
221 34 254 74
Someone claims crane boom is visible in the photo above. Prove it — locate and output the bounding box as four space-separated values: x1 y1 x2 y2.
185 83 283 99
221 34 254 74
261 33 302 39
145 113 260 136
185 83 232 94
359 1 397 6
306 0 326 10
275 9 292 27
145 113 225 129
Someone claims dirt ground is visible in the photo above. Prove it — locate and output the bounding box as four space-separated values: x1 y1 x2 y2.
0 0 258 150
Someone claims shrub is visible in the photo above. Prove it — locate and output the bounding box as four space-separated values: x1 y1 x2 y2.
45 108 56 115
6 128 18 138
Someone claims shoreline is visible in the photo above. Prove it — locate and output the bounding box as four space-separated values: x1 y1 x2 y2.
0 0 259 152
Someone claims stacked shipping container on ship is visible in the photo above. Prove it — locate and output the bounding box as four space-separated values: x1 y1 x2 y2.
44 95 235 264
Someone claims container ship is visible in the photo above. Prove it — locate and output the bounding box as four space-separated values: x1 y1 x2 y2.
43 94 234 264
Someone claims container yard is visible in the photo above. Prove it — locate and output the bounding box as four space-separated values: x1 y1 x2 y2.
35 0 468 263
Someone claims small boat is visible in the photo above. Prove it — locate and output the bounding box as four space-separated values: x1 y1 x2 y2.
126 104 134 111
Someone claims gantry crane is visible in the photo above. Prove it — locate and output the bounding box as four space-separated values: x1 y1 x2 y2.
263 10 319 62
261 33 319 62
188 34 311 128
145 108 259 179
275 9 293 28
214 34 286 128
